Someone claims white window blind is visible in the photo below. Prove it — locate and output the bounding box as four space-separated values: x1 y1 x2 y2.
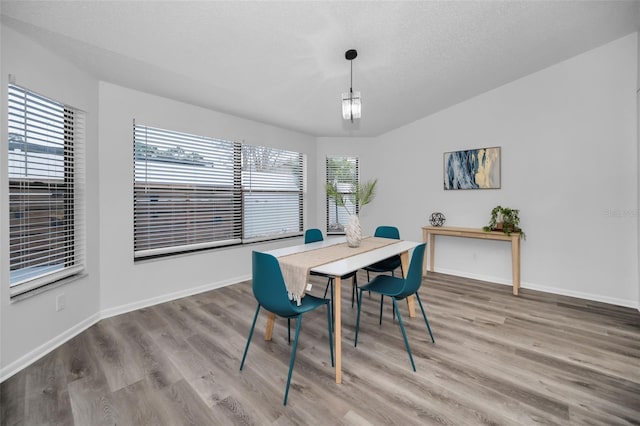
242 145 303 241
326 156 358 234
8 84 85 296
133 123 242 258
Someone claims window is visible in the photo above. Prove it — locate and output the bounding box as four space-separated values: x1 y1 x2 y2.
242 144 303 241
133 123 242 257
133 123 304 258
326 156 358 234
8 84 85 296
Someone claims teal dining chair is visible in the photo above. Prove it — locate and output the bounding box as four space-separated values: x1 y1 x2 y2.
240 251 334 405
304 228 324 244
364 226 403 280
354 243 434 372
364 225 403 320
304 228 359 311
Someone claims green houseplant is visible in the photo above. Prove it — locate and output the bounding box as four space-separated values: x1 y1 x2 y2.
483 205 526 239
325 179 377 213
326 179 377 247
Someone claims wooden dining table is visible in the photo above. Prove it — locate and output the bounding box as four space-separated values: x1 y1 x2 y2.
261 236 421 384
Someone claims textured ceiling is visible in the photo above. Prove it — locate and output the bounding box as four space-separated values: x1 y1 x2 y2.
2 1 639 137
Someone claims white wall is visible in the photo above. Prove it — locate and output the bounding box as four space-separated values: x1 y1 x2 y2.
0 24 101 378
98 83 317 314
321 34 639 307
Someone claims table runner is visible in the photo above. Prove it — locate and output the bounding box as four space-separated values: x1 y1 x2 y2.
278 237 398 304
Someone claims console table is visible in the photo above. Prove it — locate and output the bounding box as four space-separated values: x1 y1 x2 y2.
422 226 521 295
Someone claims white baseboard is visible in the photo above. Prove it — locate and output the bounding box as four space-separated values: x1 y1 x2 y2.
0 312 101 383
433 267 639 310
0 274 250 383
100 274 251 319
522 281 638 309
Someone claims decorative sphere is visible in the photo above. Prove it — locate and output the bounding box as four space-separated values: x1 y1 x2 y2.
429 212 446 227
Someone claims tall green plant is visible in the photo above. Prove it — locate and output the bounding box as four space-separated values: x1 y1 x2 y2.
326 179 377 215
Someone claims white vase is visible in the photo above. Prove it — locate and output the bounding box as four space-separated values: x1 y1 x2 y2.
346 214 362 247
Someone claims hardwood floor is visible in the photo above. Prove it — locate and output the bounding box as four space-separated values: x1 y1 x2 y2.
2 272 639 425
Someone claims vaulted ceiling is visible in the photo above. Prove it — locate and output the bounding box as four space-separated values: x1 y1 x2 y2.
2 1 639 137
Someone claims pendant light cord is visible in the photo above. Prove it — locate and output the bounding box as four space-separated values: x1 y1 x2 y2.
350 59 354 121
350 59 353 94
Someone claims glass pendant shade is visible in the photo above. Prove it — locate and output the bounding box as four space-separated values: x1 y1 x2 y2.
342 49 361 121
342 91 361 120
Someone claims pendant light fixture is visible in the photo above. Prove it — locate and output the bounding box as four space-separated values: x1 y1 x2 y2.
342 49 361 122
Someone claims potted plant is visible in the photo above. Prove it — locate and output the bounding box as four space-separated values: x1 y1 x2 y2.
326 179 377 247
483 205 526 239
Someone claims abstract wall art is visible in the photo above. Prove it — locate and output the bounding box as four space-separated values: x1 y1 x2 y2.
444 147 501 190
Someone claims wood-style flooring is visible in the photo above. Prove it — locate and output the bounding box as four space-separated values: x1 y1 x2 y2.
1 272 639 425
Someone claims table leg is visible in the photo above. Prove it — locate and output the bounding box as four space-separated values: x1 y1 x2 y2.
264 311 276 341
429 233 435 273
333 275 342 384
422 228 428 277
512 236 521 296
400 251 416 317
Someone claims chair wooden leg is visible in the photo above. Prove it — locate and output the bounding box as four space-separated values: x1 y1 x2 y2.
240 304 261 371
415 292 435 343
354 288 365 347
326 300 334 367
392 298 416 372
284 315 302 406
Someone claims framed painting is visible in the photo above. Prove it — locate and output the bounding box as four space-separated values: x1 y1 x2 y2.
444 147 501 190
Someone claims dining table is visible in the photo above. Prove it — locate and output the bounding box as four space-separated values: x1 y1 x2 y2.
261 236 421 384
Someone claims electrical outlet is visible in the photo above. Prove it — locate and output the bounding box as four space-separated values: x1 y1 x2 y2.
306 283 313 291
56 294 66 311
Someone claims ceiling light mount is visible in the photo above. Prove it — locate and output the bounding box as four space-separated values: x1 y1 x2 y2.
342 49 361 122
345 49 358 61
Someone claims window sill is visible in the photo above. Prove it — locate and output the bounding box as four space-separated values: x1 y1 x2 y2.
10 273 88 303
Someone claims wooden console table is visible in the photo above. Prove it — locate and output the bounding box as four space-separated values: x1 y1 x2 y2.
422 226 521 295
